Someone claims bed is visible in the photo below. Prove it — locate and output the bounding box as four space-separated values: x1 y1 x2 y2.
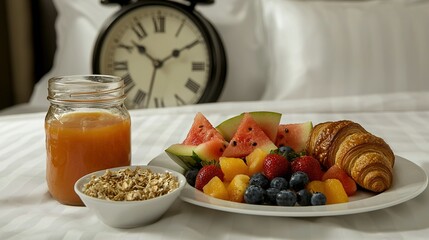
1 0 429 239
4 0 429 113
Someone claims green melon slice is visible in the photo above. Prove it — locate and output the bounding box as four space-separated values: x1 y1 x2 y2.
222 113 278 158
183 112 224 145
165 139 227 170
216 111 282 142
275 121 313 152
165 144 199 170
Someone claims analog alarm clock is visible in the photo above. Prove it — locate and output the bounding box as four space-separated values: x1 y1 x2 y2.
93 0 227 109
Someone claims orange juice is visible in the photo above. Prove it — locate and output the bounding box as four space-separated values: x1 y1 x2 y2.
46 111 131 205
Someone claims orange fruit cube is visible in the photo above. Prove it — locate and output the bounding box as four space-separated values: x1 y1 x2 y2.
246 148 268 176
219 157 249 182
306 180 326 195
227 174 250 203
322 165 357 196
203 176 229 200
324 179 349 204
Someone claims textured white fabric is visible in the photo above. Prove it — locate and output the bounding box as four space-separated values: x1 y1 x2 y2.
28 0 429 110
3 1 429 237
30 0 118 107
261 0 429 100
1 93 429 239
30 0 268 107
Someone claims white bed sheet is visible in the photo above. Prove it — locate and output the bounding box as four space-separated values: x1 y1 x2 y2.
0 92 428 239
22 0 429 109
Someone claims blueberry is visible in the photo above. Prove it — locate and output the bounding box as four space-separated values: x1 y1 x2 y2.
289 171 309 191
296 189 312 206
249 173 270 189
311 192 327 206
244 185 266 204
265 187 280 205
278 145 303 161
270 177 288 190
276 190 297 206
279 146 294 157
185 168 199 187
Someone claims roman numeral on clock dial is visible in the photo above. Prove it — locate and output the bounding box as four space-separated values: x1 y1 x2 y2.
132 20 148 39
118 43 133 53
175 19 185 37
192 62 205 71
114 61 128 71
174 94 186 106
133 89 146 108
154 97 165 108
122 73 135 94
185 78 200 94
153 15 165 33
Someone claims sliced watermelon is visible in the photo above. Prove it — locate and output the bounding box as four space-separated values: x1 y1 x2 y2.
183 112 224 145
166 112 227 170
165 144 200 170
275 121 313 152
222 113 277 158
165 139 227 170
216 111 282 142
194 138 227 163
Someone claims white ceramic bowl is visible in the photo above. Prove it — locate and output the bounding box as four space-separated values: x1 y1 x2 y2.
74 165 186 228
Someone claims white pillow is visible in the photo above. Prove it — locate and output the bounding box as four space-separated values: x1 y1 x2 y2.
260 0 429 100
30 0 268 106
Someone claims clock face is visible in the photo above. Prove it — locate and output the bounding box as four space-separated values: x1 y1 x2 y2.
95 4 215 109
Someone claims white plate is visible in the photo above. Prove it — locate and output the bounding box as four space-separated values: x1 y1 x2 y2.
148 153 428 217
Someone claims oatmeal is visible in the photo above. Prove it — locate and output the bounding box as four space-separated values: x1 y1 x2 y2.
82 167 179 201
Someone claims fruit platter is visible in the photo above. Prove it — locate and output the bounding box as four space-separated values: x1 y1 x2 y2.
149 111 428 217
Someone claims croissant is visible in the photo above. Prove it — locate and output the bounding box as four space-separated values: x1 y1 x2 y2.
307 120 395 193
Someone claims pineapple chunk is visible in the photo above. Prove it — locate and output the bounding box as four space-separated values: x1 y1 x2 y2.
203 176 229 200
246 148 268 176
306 180 326 195
324 179 349 204
227 174 250 203
219 157 249 182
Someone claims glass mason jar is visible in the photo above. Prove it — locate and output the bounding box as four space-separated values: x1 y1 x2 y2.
45 75 131 206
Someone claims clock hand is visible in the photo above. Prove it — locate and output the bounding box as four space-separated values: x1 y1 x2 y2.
132 41 157 63
132 41 165 68
184 39 201 49
160 39 201 63
135 38 201 108
144 56 165 108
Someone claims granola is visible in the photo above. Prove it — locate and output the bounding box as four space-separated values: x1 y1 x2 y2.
82 167 179 201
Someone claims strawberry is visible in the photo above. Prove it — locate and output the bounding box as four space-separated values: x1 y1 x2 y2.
322 165 357 196
263 153 289 180
195 165 224 191
291 156 324 181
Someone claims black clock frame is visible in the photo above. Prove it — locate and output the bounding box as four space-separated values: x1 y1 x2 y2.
92 0 227 105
